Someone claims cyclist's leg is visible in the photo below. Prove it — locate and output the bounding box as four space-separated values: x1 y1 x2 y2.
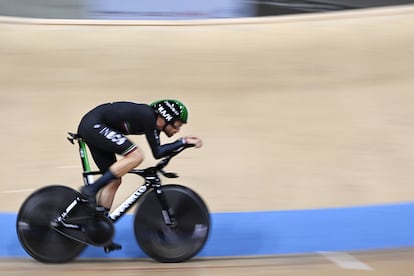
97 149 143 208
78 124 143 205
97 179 121 209
86 145 143 208
92 150 144 253
109 148 143 177
78 124 143 253
79 144 117 206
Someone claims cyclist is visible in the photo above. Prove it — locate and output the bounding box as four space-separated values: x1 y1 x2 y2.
77 99 203 253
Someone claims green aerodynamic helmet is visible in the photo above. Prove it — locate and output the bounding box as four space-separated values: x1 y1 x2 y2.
150 99 189 124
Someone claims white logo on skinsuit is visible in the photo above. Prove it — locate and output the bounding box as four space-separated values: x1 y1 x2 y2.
99 127 126 145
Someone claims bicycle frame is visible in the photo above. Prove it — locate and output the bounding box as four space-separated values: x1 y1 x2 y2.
59 133 180 226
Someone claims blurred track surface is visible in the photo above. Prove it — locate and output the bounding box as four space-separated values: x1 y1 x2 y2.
1 5 414 275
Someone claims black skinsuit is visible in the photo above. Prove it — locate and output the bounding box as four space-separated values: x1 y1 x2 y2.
77 101 185 171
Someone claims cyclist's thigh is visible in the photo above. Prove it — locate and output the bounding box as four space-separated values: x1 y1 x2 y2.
87 144 117 171
78 124 137 171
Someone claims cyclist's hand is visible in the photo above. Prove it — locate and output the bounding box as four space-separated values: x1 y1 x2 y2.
184 136 203 148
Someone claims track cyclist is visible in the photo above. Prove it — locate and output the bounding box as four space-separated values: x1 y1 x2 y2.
77 100 203 253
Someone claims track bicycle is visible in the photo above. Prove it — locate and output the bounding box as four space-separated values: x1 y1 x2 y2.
16 132 210 263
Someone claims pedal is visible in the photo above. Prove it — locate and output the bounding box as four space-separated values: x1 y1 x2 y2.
104 242 122 254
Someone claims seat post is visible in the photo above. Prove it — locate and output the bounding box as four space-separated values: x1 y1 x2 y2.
74 138 95 185
67 133 96 186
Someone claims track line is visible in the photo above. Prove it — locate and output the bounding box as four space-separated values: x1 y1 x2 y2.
318 251 373 270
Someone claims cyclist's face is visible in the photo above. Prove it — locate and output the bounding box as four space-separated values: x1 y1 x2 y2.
164 121 183 137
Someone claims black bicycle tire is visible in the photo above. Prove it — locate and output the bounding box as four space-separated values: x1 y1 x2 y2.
16 185 87 263
133 184 210 263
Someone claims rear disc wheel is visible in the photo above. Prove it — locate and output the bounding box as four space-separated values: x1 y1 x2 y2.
16 185 87 263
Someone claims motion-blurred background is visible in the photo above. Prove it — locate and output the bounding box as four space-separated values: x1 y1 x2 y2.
1 0 414 19
1 0 414 265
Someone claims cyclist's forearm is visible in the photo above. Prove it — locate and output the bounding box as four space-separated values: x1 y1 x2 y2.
151 139 186 159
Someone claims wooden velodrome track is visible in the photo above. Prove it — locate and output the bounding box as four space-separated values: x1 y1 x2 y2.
1 5 414 275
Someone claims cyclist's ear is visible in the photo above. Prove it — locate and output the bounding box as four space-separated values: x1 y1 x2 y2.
155 116 167 130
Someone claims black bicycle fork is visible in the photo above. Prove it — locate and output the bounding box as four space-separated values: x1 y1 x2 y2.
145 169 178 228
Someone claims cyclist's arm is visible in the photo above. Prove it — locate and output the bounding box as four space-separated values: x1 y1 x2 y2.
146 129 191 159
